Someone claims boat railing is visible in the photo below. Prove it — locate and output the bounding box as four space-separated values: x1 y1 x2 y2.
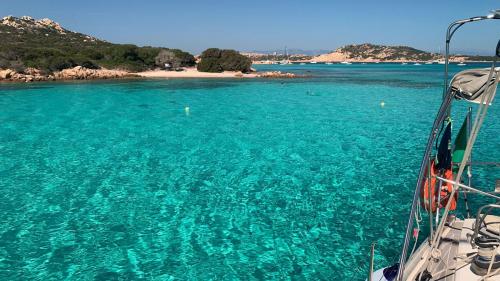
453 162 500 167
471 204 500 247
395 11 499 281
435 176 500 201
368 242 376 281
395 88 455 279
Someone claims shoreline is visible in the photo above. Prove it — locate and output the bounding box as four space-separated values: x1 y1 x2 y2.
0 67 299 83
3 59 488 83
135 68 258 79
253 59 494 64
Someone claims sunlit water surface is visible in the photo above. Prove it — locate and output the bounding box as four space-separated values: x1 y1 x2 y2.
0 63 498 280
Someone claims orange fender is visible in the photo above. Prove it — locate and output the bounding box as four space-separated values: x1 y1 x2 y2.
420 160 457 213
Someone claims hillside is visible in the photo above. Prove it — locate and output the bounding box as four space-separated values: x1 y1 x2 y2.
313 44 437 62
0 15 195 73
313 43 493 62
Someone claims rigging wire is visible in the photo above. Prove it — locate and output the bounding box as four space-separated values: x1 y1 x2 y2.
417 63 499 278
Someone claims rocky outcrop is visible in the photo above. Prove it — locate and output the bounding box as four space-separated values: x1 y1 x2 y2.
0 69 15 79
0 68 52 82
258 71 297 78
53 66 135 80
36 18 65 33
2 15 68 34
0 66 137 82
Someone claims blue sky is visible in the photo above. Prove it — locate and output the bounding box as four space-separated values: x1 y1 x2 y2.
2 0 499 55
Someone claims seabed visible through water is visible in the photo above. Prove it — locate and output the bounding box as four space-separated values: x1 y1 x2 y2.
0 63 498 280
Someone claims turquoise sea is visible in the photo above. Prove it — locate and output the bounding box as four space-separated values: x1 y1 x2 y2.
0 63 499 280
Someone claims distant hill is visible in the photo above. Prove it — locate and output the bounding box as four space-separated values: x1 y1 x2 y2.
249 49 331 56
0 15 195 73
241 52 313 61
243 49 328 62
313 43 495 62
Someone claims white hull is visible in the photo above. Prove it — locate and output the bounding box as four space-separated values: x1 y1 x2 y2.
374 216 500 281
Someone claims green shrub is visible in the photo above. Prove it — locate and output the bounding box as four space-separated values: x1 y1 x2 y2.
109 45 140 62
0 58 9 69
197 48 251 73
197 57 223 73
201 48 222 59
3 60 25 73
220 50 252 72
48 57 77 71
170 49 196 67
80 60 100 69
137 47 161 66
79 49 105 60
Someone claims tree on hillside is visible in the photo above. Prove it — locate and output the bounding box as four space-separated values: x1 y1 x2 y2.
110 44 140 62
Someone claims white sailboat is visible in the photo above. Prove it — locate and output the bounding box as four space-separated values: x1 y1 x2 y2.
370 9 500 281
279 46 291 65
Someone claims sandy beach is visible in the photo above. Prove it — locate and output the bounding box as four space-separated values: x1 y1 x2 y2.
136 67 258 79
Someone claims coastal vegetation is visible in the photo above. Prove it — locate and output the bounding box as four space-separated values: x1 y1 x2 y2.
0 16 195 73
197 48 252 73
154 49 196 69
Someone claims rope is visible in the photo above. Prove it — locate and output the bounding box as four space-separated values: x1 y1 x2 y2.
463 187 471 218
486 246 497 278
464 108 472 218
410 201 423 257
480 268 500 281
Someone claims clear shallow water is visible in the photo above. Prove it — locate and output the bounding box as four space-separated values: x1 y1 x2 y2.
0 63 498 280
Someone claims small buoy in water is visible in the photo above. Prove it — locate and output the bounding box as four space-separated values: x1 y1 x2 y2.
380 101 385 107
184 106 190 116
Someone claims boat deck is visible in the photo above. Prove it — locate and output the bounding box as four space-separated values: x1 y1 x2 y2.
404 217 500 280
